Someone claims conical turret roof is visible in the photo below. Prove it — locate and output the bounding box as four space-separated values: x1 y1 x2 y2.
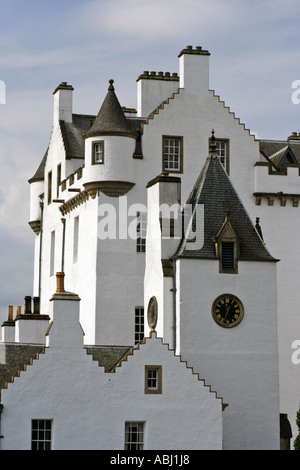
84 79 137 139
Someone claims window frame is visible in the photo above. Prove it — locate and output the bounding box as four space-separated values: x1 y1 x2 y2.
214 214 239 274
50 230 55 277
56 163 61 198
135 307 144 345
145 365 162 394
124 421 145 450
221 241 235 272
31 419 52 450
47 170 52 204
209 137 230 174
92 140 105 164
136 212 147 253
162 135 183 173
73 216 79 264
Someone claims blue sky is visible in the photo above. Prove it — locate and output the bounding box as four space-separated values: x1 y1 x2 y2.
0 0 300 325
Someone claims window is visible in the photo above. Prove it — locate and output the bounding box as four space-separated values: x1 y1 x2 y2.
162 136 183 173
215 141 226 166
50 231 55 276
221 242 235 271
48 171 52 204
135 307 144 344
210 137 230 173
31 419 52 450
145 365 162 394
137 212 147 253
214 213 239 274
73 216 79 264
57 164 61 198
124 422 144 450
160 215 176 238
92 141 104 164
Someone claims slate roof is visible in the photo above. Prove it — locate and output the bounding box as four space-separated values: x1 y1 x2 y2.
0 342 133 392
260 139 300 169
28 81 145 183
174 151 277 262
83 79 138 139
85 345 133 372
0 343 45 392
28 149 48 183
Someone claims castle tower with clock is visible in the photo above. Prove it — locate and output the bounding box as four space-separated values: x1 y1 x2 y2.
2 45 299 450
144 138 280 449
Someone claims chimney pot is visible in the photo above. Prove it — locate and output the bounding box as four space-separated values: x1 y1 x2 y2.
56 272 65 293
33 297 40 314
24 296 32 314
8 305 13 321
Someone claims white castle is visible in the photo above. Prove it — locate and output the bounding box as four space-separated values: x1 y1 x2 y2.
0 45 299 450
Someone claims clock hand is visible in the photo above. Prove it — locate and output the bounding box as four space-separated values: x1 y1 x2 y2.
224 305 230 320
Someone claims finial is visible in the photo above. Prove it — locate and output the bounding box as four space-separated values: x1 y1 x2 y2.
108 79 114 91
255 217 264 241
209 129 217 153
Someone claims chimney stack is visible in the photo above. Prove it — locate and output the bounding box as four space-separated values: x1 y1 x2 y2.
178 45 210 93
53 82 74 124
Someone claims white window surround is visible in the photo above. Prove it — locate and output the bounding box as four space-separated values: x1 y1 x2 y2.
135 307 144 344
92 141 104 164
50 230 55 276
31 419 52 450
136 212 147 253
73 216 79 264
124 421 145 450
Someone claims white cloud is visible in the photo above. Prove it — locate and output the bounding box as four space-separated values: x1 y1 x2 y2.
76 0 239 41
76 0 300 44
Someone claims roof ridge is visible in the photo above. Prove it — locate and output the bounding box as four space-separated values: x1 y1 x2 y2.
111 331 226 407
209 89 257 141
1 347 46 399
139 88 180 132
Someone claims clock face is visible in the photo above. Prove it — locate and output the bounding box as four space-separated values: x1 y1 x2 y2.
212 294 244 328
147 296 158 330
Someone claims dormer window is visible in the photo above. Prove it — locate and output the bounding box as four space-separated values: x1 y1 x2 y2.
92 141 104 164
221 241 235 271
214 210 239 274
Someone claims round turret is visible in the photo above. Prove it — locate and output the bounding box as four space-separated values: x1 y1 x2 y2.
28 151 47 234
83 80 137 197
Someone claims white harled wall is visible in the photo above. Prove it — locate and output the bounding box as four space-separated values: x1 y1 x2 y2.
16 46 296 447
175 258 279 450
0 291 223 450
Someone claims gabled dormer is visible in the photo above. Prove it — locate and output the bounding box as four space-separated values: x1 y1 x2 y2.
269 145 298 171
174 131 276 266
213 210 240 274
